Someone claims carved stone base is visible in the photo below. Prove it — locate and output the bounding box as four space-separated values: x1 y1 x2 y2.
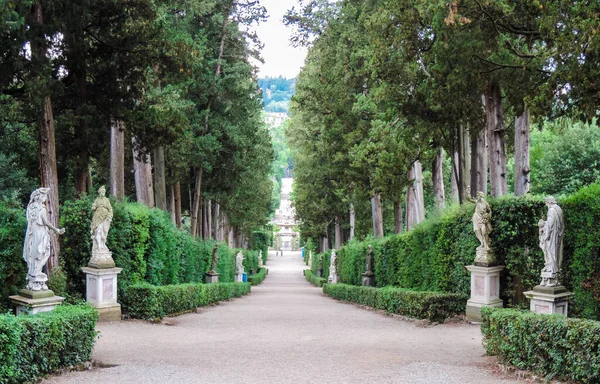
10 290 65 316
474 247 496 267
82 266 122 322
328 274 340 284
362 274 375 287
466 265 505 322
205 273 219 284
235 273 243 283
89 250 116 269
524 285 573 316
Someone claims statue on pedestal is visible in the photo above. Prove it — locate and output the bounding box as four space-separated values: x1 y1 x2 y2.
538 196 564 287
208 243 220 275
258 250 263 268
89 186 114 267
328 249 337 283
235 251 244 274
466 187 494 265
23 188 65 291
364 245 374 276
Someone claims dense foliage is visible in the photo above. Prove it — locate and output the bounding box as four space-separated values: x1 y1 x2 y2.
259 77 296 113
304 269 326 287
0 305 98 384
333 184 600 319
481 307 600 383
0 201 27 310
324 284 467 322
248 268 267 286
122 282 251 320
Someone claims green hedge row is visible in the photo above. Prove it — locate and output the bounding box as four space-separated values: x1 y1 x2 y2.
248 268 267 286
121 282 251 320
336 184 600 319
0 305 98 384
323 284 467 322
481 307 600 383
0 197 262 311
309 249 331 283
304 269 327 287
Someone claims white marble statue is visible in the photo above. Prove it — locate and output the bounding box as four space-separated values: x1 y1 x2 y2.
236 251 245 274
23 188 65 291
328 249 337 283
466 188 492 251
91 186 113 253
539 196 564 286
258 250 264 268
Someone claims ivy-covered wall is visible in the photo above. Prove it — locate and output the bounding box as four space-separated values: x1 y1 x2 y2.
331 184 600 320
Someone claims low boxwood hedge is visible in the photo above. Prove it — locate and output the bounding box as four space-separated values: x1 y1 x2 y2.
248 268 267 286
481 307 600 383
323 284 467 322
305 269 326 287
122 282 251 320
0 304 98 384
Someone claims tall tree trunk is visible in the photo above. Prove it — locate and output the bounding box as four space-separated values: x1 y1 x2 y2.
394 199 403 234
450 151 459 202
406 161 425 230
73 52 89 196
153 146 167 210
485 82 508 197
335 216 342 249
228 227 234 248
349 204 355 241
470 128 488 196
202 198 208 239
31 2 60 271
371 193 384 238
190 169 202 237
207 200 212 240
459 125 471 201
109 119 125 200
214 203 221 241
173 182 182 228
132 138 154 207
432 148 446 211
514 107 531 196
169 184 176 224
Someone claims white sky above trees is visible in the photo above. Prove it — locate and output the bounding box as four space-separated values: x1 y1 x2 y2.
255 0 307 79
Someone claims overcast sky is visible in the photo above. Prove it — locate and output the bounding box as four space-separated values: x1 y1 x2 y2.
255 0 307 79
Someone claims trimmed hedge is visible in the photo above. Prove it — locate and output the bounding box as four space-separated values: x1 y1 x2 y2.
0 304 98 384
310 249 331 281
337 184 600 319
304 269 327 287
122 282 251 320
0 201 27 311
481 307 600 383
323 284 467 322
248 268 267 286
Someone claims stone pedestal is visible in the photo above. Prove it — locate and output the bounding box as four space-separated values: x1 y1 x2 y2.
362 273 375 287
235 273 243 283
82 266 122 322
205 272 219 284
88 250 115 269
328 274 340 284
524 285 573 316
10 289 65 316
465 265 504 322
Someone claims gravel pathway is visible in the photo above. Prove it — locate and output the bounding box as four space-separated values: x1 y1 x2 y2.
44 250 523 384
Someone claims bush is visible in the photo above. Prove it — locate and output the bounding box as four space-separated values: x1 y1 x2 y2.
310 249 331 281
248 268 267 286
481 307 600 383
337 185 600 319
0 304 98 384
0 201 27 311
323 284 467 322
304 269 326 287
122 282 251 320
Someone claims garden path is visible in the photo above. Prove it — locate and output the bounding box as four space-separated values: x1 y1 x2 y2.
43 250 523 384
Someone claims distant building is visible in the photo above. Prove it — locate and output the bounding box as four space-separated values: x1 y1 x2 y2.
272 178 299 251
264 112 288 127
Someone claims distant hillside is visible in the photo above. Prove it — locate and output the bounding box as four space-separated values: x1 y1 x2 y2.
259 76 296 114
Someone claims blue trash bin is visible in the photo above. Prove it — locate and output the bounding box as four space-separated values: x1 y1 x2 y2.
302 247 305 258
242 273 247 283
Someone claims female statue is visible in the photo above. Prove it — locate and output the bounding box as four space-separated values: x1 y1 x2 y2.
539 196 564 286
208 243 220 274
466 188 492 250
23 188 65 291
235 251 245 274
91 186 113 253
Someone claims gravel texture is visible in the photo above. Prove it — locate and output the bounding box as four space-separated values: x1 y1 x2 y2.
43 250 523 384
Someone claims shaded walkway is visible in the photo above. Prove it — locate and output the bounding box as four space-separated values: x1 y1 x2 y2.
44 251 521 384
